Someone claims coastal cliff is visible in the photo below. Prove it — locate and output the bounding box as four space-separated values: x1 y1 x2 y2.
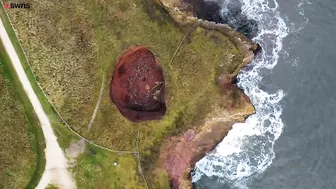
149 0 258 188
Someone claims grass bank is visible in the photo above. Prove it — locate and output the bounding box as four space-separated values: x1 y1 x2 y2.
0 41 45 188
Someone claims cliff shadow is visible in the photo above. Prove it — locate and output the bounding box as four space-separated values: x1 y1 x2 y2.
184 0 259 39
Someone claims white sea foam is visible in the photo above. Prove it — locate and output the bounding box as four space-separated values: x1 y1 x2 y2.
192 0 289 187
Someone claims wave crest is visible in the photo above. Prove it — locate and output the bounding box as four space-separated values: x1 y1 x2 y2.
192 0 289 187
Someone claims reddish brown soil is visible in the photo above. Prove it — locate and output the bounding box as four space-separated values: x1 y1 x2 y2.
110 46 166 122
161 129 197 189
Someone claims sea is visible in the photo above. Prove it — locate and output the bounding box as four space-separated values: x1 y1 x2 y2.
192 0 336 188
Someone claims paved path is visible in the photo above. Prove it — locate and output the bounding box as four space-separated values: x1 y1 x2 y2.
0 17 76 189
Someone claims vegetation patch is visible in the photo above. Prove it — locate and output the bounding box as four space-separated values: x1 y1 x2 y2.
74 144 145 189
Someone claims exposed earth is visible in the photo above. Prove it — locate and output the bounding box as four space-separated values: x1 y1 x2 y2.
110 46 166 122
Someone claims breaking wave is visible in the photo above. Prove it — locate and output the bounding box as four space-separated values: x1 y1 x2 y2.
192 0 288 188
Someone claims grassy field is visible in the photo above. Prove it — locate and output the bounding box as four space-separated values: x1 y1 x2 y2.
74 144 146 189
0 3 146 188
0 41 45 188
3 0 101 131
3 0 245 187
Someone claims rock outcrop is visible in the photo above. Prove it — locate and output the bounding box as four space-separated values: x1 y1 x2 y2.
110 46 166 122
158 0 259 38
158 79 254 189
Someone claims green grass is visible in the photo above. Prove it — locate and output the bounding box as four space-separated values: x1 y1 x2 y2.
0 1 86 149
0 41 45 188
75 144 145 189
2 0 246 187
46 185 59 189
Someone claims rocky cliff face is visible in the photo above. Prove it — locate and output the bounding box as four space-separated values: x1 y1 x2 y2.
158 0 259 38
157 77 255 188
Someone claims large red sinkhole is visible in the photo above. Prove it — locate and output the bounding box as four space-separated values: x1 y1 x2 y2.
110 45 166 122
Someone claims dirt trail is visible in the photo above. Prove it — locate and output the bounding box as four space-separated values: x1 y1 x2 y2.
0 18 76 189
87 75 105 131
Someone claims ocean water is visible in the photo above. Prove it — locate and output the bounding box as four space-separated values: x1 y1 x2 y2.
193 0 336 188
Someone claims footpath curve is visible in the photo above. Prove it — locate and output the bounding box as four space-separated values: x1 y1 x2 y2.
0 18 76 189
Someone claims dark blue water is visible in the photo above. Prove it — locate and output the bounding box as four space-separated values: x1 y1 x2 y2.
193 0 336 188
252 0 336 188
